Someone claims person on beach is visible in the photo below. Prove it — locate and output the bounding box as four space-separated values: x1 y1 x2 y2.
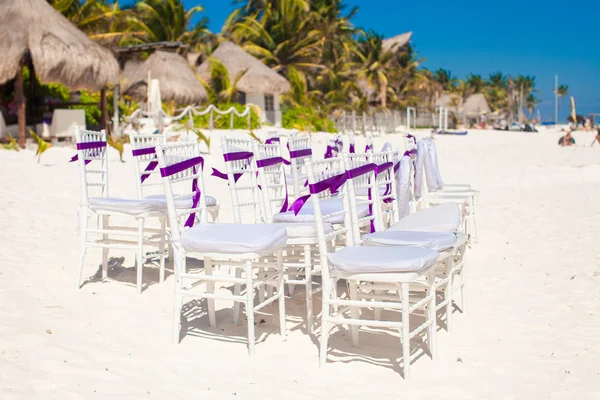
591 129 600 146
558 129 576 146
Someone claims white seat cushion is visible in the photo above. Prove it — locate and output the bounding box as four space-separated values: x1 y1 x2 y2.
328 246 439 274
89 197 163 216
181 224 287 255
275 222 334 238
362 230 457 251
273 197 367 224
145 194 217 208
389 203 461 233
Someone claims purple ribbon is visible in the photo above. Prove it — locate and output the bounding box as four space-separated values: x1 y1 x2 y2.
324 145 336 159
69 141 106 164
256 157 291 213
376 162 394 205
288 172 346 215
407 134 416 143
265 137 280 144
349 143 355 153
160 156 204 228
212 151 254 182
346 163 378 233
132 147 158 183
365 144 372 152
289 149 312 159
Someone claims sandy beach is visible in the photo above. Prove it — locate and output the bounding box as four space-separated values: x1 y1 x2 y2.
1 128 599 399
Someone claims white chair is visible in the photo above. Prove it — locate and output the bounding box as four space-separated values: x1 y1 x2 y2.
73 127 166 293
253 140 347 334
286 133 312 198
130 134 220 224
155 142 287 356
306 157 439 380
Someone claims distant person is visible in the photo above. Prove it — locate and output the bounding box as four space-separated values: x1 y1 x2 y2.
558 129 575 146
480 113 487 129
591 129 600 146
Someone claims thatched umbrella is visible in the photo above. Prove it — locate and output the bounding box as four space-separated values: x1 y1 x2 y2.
0 0 119 146
462 93 491 117
196 41 290 94
435 93 462 113
121 51 207 105
382 32 413 52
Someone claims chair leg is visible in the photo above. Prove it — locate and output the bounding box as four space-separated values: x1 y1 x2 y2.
101 215 109 279
428 272 438 359
233 267 242 326
172 293 182 344
401 282 411 380
461 262 468 314
258 267 265 304
158 217 166 283
445 275 453 332
349 281 360 347
304 245 313 334
75 207 89 290
136 218 144 294
277 249 286 339
374 290 383 320
245 260 255 357
205 257 216 328
319 282 331 368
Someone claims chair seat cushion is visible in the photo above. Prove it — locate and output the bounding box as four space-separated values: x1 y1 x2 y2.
328 246 438 274
362 230 457 251
389 203 461 233
145 194 217 208
181 224 287 255
273 197 367 224
275 222 333 238
89 197 163 216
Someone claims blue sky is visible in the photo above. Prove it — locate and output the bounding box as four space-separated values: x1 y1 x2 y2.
182 0 599 121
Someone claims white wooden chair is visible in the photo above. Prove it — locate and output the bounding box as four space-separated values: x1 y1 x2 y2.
73 127 166 293
155 142 287 356
130 134 220 224
286 133 312 199
306 157 439 380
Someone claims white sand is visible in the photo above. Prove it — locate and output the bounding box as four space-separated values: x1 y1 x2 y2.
1 128 599 399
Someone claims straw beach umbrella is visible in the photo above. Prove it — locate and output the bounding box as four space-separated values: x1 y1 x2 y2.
0 0 119 146
382 32 413 52
196 41 290 95
462 93 491 116
121 51 207 105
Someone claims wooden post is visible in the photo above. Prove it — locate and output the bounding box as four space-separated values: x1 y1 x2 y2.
16 63 26 148
100 88 109 135
113 84 120 138
28 58 36 124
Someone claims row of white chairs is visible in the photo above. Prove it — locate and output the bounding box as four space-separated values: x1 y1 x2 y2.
71 127 475 379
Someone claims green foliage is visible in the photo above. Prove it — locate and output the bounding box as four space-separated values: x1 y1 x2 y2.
182 103 260 130
1 135 20 151
29 130 52 163
191 129 211 152
107 135 129 162
281 106 337 133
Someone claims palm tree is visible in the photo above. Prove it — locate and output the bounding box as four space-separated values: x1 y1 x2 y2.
433 69 457 91
197 58 247 104
465 73 486 93
127 0 209 51
553 84 569 118
355 31 396 108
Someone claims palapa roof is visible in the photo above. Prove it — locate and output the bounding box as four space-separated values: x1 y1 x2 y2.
196 41 290 94
462 93 491 116
121 51 207 104
0 0 119 91
382 32 413 52
435 93 463 113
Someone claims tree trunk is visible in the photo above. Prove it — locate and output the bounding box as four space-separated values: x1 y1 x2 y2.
380 83 387 108
100 88 109 135
15 64 26 148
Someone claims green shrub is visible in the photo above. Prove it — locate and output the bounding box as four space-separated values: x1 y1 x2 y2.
281 106 337 133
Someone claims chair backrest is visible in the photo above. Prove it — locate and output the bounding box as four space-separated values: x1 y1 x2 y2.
74 126 108 205
253 141 288 222
403 135 417 152
396 154 415 218
287 133 312 197
220 136 262 223
425 139 444 190
305 157 352 283
342 152 380 244
155 142 208 242
414 139 427 199
371 150 399 227
130 134 168 199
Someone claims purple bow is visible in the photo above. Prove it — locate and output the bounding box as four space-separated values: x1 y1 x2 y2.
407 134 416 143
69 141 107 165
160 156 205 228
349 143 355 153
256 157 291 213
212 151 254 183
132 147 158 183
365 144 372 153
265 137 280 145
288 172 347 215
